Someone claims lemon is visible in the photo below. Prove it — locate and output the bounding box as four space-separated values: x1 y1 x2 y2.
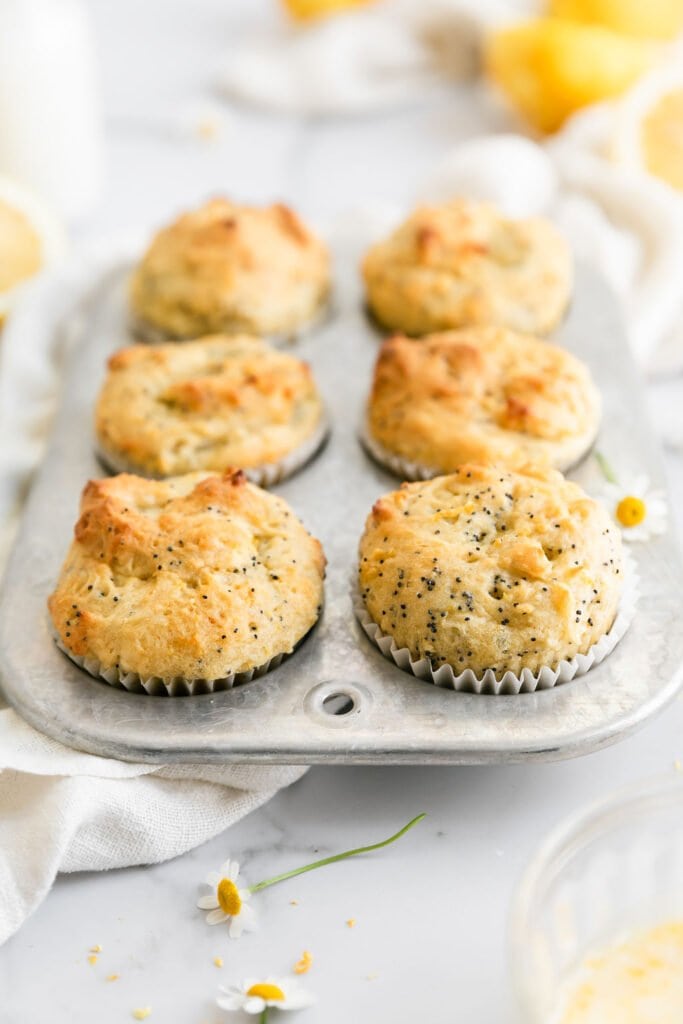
485 18 655 134
549 0 683 41
612 65 683 191
0 177 65 324
281 0 375 19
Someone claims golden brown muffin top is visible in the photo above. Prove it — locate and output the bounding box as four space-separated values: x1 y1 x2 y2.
358 463 623 677
49 470 326 681
95 335 325 478
130 198 331 339
366 327 600 473
362 199 572 336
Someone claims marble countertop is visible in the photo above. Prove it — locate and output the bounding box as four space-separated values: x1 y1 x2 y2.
2 1 683 1021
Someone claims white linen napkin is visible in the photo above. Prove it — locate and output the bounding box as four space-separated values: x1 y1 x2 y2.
0 246 307 947
217 0 539 116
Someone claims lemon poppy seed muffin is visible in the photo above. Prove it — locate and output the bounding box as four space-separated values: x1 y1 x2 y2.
362 199 572 336
95 335 327 481
365 326 600 476
358 463 623 679
130 198 331 341
48 470 326 687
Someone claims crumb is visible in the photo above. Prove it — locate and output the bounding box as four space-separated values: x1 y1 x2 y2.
366 973 379 981
213 956 223 968
90 944 102 953
197 117 219 141
87 955 98 965
106 974 120 982
294 950 313 975
675 759 682 772
132 1010 152 1021
346 918 356 928
290 899 299 906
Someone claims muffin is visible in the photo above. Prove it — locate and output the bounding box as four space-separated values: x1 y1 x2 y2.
362 199 572 336
364 326 600 477
357 463 624 682
48 469 326 693
130 198 331 341
95 335 327 483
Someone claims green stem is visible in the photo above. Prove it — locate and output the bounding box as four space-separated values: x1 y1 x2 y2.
248 813 426 894
259 1010 268 1024
594 450 619 485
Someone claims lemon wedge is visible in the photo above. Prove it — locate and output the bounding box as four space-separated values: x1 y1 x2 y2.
549 0 683 41
612 65 683 191
281 0 375 19
485 18 655 134
0 177 66 324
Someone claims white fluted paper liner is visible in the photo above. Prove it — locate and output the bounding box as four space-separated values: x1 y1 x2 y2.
54 632 307 697
128 294 334 348
96 413 329 487
353 552 639 695
359 420 598 482
359 421 439 482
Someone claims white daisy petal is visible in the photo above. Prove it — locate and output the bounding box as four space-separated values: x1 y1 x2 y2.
206 908 229 926
216 992 245 1012
244 997 266 1014
197 894 219 910
206 871 222 887
228 916 244 939
238 903 257 928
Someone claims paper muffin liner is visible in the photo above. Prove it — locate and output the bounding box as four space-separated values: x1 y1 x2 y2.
96 413 330 487
128 294 334 348
53 623 316 697
359 420 598 482
352 552 639 695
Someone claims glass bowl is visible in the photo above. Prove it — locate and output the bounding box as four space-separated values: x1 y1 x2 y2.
508 773 683 1022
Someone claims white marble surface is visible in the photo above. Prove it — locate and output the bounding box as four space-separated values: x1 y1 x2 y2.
2 1 683 1021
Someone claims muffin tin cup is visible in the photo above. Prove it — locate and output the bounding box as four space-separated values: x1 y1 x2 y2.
352 552 639 695
53 623 316 697
359 420 600 482
95 414 330 488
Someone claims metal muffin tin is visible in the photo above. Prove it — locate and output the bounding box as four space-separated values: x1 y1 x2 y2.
1 246 682 765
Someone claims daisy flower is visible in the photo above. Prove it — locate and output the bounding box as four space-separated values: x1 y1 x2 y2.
197 859 256 938
198 814 424 941
217 976 315 1015
599 472 667 542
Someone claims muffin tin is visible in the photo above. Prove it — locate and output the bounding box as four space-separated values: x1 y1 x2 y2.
1 241 682 764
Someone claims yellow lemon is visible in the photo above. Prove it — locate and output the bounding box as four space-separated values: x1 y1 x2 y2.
281 0 375 19
0 177 66 324
485 18 655 134
612 65 683 191
549 0 683 41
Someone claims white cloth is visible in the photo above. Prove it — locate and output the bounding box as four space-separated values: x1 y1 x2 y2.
0 247 307 946
217 0 539 116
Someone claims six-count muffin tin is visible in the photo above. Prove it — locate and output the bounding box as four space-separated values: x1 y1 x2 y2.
1 234 682 764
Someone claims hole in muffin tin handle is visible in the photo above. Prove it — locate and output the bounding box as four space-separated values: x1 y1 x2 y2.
305 681 367 724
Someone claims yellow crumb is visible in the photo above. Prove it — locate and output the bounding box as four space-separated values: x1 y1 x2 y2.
87 955 98 965
290 899 299 906
106 974 120 982
294 950 313 975
366 972 379 981
674 759 682 772
132 1010 152 1021
346 918 356 928
197 118 219 141
90 944 102 953
213 956 223 968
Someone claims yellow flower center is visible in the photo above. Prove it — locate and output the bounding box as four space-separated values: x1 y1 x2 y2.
246 983 285 1002
216 878 242 916
616 495 647 527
